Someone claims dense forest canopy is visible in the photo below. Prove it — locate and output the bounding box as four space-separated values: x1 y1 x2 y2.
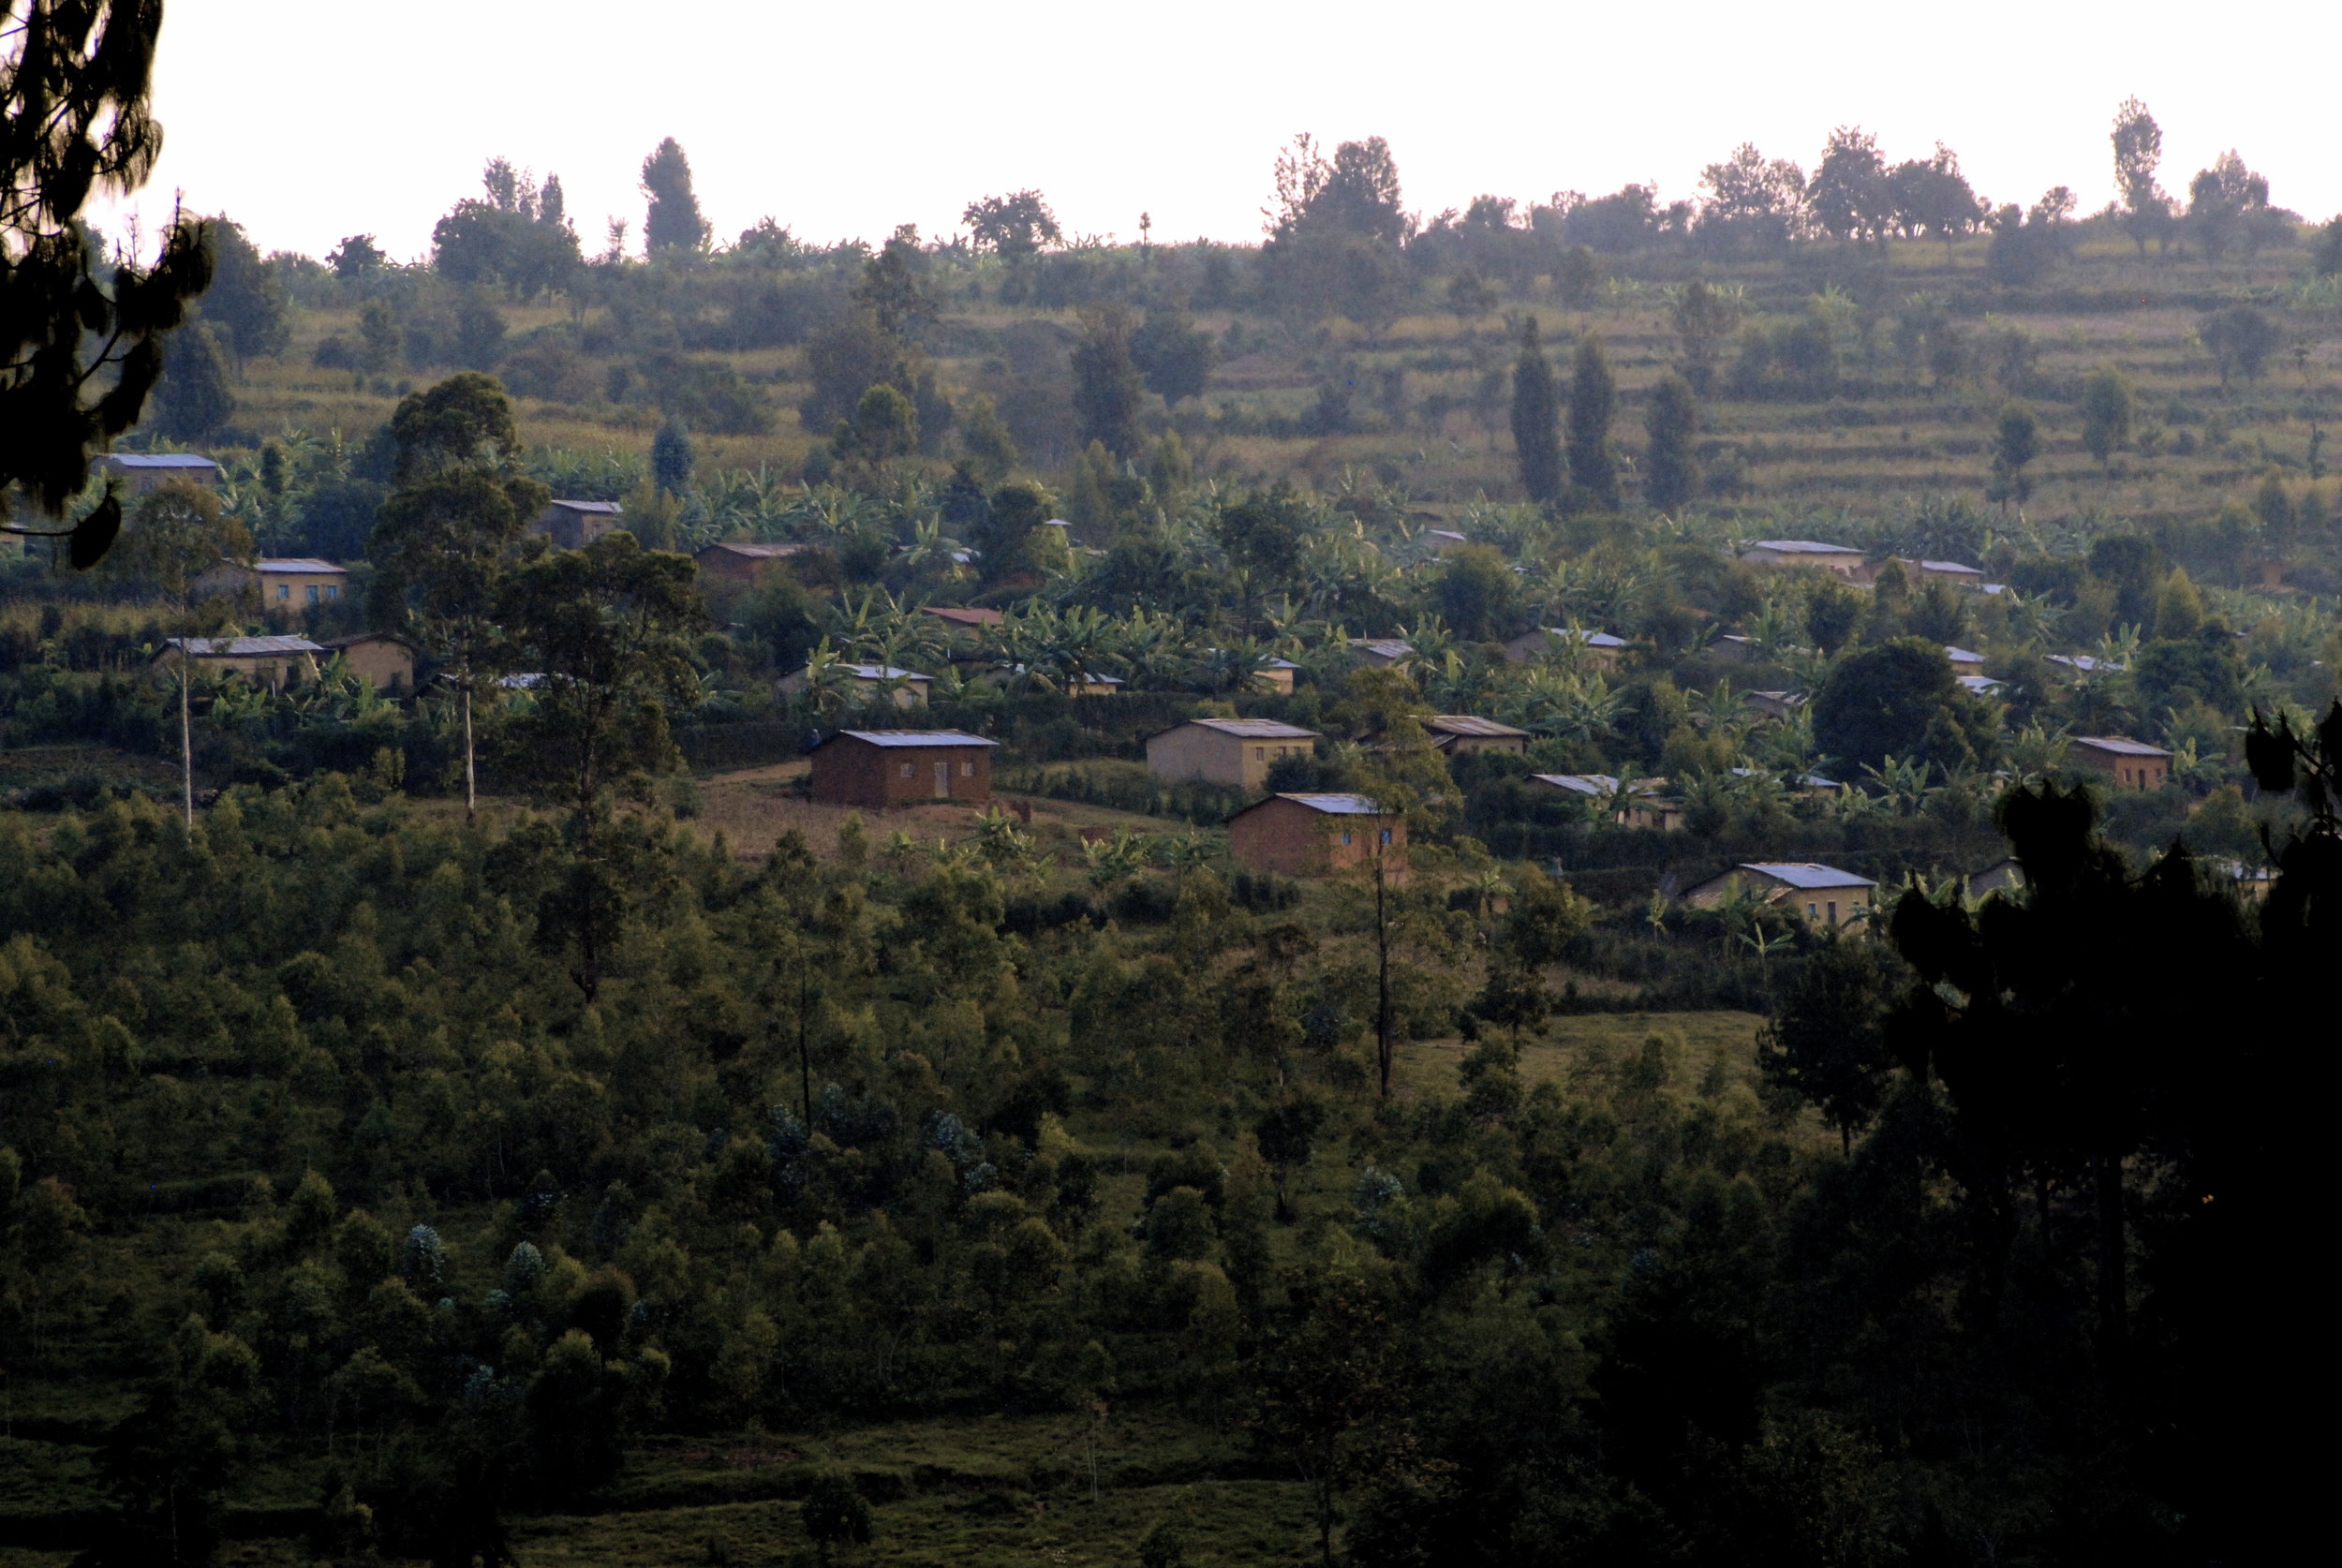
4 18 2338 1563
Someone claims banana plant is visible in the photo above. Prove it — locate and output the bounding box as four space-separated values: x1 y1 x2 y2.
1081 829 1149 888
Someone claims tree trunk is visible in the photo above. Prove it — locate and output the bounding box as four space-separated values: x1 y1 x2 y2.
2094 1149 2127 1354
179 658 194 829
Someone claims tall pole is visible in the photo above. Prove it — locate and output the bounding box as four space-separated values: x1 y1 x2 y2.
1374 849 1392 1100
179 652 194 829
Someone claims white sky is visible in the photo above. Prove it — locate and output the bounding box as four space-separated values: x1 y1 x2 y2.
99 0 2342 261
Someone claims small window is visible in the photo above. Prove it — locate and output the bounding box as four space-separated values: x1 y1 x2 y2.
325 584 338 600
1341 832 1353 846
1807 902 1817 917
959 761 973 777
1254 747 1264 761
306 584 319 604
1380 828 1393 845
899 762 913 778
277 584 289 599
1828 901 1838 922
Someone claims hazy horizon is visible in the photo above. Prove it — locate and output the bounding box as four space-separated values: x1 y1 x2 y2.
101 0 2342 259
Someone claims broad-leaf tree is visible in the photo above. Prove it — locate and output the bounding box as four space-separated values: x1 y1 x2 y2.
4 0 213 565
367 374 549 818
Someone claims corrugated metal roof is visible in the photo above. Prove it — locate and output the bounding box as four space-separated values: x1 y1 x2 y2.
1184 717 1319 740
703 541 806 558
1533 773 1620 797
254 558 345 573
1958 674 2007 694
165 635 324 656
840 665 930 681
2049 653 2123 673
550 499 623 514
921 605 1004 626
1739 862 1876 890
107 452 217 468
2074 735 2172 758
1535 627 1627 648
1915 558 1983 575
322 631 417 650
1428 715 1530 738
1426 528 1467 540
832 730 997 748
1350 638 1416 658
1748 539 1860 555
1270 792 1385 815
1944 645 1985 665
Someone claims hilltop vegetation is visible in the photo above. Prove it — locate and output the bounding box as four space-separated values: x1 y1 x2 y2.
4 36 2337 1567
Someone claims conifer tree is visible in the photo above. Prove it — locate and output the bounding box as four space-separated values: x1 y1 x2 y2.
651 420 694 495
640 138 709 255
1566 333 1621 510
1508 319 1564 506
1642 373 1699 511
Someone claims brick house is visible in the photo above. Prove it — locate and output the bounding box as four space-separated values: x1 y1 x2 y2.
2070 735 2172 791
1144 717 1320 789
529 499 622 551
1682 862 1877 928
1227 793 1406 879
694 540 810 585
154 635 325 691
808 730 997 808
195 557 348 608
320 632 420 693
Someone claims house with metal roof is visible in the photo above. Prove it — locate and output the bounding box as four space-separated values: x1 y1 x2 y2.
1943 645 1986 669
1410 715 1532 754
1254 657 1302 694
1227 793 1405 879
1145 717 1320 789
320 632 420 693
1423 528 1469 555
92 452 220 492
778 662 933 710
808 730 998 808
1682 862 1877 928
1741 540 1866 580
1528 774 1683 829
2070 735 2172 791
1744 689 1804 721
153 635 326 691
919 605 1006 629
695 540 811 585
529 499 623 551
194 557 348 607
1503 627 1627 668
1348 637 1416 668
